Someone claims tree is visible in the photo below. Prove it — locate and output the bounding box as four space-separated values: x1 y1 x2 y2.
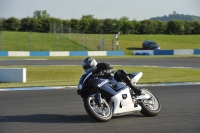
155 21 167 34
70 19 80 30
79 18 91 33
102 19 113 34
139 20 157 34
102 19 121 34
41 18 51 32
120 16 129 21
167 20 185 34
184 21 194 34
79 15 95 33
63 20 71 27
81 15 94 20
120 19 133 34
48 17 63 33
131 20 141 34
119 16 131 34
20 17 32 31
89 19 103 33
3 17 20 31
0 18 5 30
33 10 50 19
191 21 200 34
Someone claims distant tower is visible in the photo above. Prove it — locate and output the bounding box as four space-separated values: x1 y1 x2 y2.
173 11 177 15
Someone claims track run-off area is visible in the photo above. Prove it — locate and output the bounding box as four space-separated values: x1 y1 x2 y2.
0 57 200 133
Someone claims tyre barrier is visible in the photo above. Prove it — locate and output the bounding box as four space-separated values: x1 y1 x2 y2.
135 52 150 55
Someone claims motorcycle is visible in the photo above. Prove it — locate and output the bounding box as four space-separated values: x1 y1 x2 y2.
77 69 161 122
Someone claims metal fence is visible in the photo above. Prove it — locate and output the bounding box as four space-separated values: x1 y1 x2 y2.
0 23 120 51
49 23 120 51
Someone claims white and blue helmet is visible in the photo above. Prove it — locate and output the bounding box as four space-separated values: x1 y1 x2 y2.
82 57 97 72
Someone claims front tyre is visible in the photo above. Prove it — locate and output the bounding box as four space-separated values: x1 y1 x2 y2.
84 96 112 122
139 88 161 117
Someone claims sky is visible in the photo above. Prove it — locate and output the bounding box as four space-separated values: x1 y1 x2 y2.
0 0 200 21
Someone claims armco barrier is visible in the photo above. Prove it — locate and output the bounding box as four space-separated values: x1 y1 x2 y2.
133 49 200 55
0 51 124 56
0 68 26 83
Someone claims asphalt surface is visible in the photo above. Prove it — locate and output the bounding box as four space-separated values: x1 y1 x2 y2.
0 85 200 133
0 57 200 68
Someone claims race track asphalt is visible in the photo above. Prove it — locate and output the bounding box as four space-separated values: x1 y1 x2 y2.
0 85 200 133
0 57 200 68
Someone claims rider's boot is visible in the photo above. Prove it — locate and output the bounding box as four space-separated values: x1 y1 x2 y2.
129 83 142 96
117 70 142 96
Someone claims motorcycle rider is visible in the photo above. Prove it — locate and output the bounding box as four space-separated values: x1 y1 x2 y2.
78 57 142 96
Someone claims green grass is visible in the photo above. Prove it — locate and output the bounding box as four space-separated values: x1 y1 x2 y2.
0 66 200 88
0 31 90 51
114 34 200 54
1 31 200 55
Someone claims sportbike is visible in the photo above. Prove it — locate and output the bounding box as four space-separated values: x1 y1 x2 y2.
77 69 161 122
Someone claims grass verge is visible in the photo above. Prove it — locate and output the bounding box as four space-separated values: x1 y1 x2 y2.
0 66 200 88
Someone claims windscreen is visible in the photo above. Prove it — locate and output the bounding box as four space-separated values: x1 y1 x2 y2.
149 42 157 46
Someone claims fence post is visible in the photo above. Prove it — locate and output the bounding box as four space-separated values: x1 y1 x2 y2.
0 30 2 50
112 39 114 51
61 24 63 35
54 22 56 34
99 31 103 51
82 32 84 51
69 27 71 39
115 32 120 51
93 34 95 51
102 39 104 51
56 33 58 50
29 31 32 51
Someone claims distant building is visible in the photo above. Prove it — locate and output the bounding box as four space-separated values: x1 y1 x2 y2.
149 11 200 21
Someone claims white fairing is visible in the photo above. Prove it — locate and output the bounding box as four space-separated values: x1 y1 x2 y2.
130 72 143 84
109 87 142 114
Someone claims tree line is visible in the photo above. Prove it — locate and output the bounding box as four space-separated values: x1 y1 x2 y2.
0 10 200 34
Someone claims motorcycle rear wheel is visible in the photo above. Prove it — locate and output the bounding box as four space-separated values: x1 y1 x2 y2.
139 88 161 116
84 96 112 122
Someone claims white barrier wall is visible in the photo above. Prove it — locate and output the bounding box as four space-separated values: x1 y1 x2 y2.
88 51 107 56
0 68 26 83
174 49 193 55
8 51 29 56
49 51 70 56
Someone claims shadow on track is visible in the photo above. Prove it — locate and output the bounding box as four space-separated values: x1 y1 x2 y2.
0 114 96 123
0 113 145 123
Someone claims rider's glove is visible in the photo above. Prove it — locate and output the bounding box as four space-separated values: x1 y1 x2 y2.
78 84 83 90
99 70 109 76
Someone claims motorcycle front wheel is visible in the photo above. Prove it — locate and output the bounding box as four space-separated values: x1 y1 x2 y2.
139 88 161 117
84 96 112 122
